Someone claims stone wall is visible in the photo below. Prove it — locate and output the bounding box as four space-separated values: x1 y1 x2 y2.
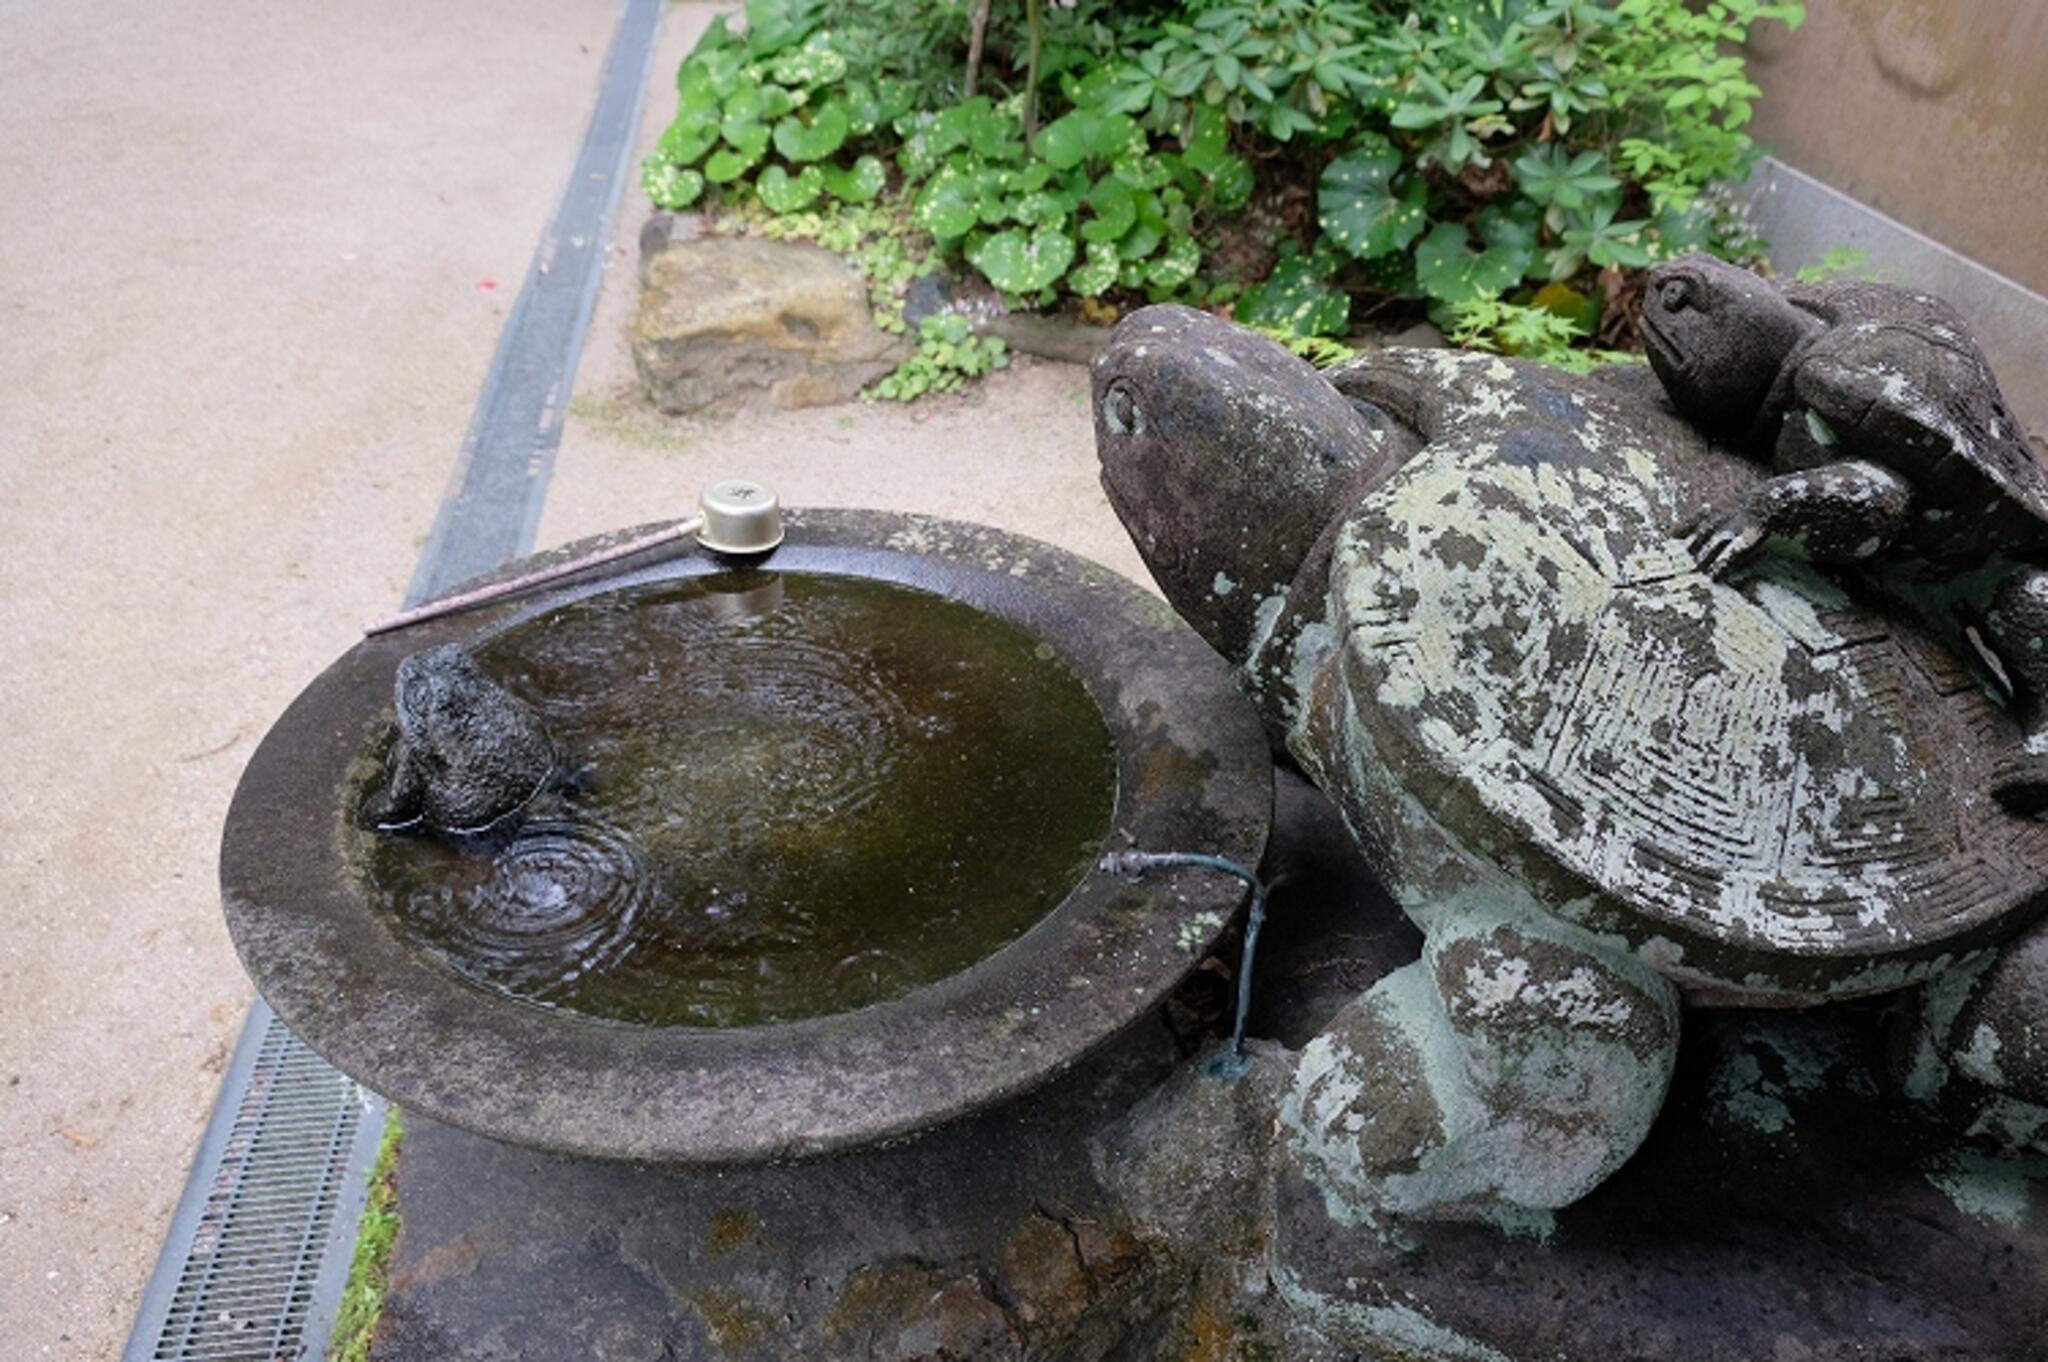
1748 1 2048 297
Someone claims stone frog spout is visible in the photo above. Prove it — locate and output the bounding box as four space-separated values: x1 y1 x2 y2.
363 643 557 835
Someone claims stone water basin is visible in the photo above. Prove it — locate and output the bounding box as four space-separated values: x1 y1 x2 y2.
221 509 1270 1164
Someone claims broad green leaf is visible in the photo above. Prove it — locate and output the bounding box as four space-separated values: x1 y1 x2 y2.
1209 155 1253 211
1478 201 1540 275
821 155 885 204
742 0 818 55
914 168 981 240
1237 257 1349 337
643 160 705 210
657 117 717 168
767 32 846 87
1012 190 1074 227
1035 109 1143 170
1147 236 1201 291
1082 177 1138 245
933 97 1023 161
720 83 775 129
1111 153 1172 191
703 146 760 184
1181 104 1229 173
969 228 1076 294
1652 200 1713 257
1414 208 1537 303
1068 241 1120 298
1318 137 1428 261
756 164 825 213
720 115 769 160
772 103 848 163
1120 191 1170 260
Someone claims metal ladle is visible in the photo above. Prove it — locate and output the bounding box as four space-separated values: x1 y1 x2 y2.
364 478 784 636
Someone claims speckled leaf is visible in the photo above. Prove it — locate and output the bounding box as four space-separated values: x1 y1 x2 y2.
934 97 1023 161
773 103 848 163
1319 137 1427 261
756 164 825 213
1111 153 1171 191
1414 213 1535 304
1082 177 1138 244
1012 189 1073 227
915 168 981 240
1068 241 1119 298
657 117 717 167
643 160 705 210
1147 235 1201 290
1237 256 1349 337
767 33 847 87
1209 155 1253 211
822 155 886 204
840 80 910 137
969 227 1076 294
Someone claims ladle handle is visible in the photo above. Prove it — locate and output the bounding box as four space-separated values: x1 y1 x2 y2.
363 517 704 636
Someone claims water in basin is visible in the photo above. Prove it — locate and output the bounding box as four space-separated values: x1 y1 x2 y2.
357 571 1118 1027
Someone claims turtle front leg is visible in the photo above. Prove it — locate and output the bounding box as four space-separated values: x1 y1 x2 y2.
1686 458 1913 578
1279 901 1680 1225
1986 568 2048 762
1913 924 2048 1145
361 741 427 830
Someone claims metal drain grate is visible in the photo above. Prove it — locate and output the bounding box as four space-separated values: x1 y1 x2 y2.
130 0 667 1353
124 1004 385 1362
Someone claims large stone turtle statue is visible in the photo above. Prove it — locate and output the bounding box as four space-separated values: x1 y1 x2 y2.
1093 304 2048 1224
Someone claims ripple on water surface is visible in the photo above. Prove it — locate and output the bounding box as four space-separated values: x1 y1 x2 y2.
359 572 1118 1027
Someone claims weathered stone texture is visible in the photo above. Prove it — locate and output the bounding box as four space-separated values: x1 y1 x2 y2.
633 233 910 415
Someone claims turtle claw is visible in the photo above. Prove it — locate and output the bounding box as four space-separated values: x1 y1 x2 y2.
1991 753 2048 819
1686 511 1765 579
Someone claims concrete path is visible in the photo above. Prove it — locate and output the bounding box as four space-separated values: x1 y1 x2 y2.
0 3 1141 1356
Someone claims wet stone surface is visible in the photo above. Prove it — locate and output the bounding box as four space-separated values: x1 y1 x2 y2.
368 774 2048 1361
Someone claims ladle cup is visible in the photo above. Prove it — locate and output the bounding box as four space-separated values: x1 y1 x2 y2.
364 479 782 636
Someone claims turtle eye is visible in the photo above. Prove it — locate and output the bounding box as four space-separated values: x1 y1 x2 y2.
1102 380 1145 436
1658 275 1696 313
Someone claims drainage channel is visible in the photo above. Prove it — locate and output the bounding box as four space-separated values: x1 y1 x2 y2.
121 2 665 1357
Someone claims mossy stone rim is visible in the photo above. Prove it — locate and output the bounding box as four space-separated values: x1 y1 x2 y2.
221 509 1271 1164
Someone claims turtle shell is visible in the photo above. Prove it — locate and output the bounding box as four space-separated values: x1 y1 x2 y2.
1306 350 2048 1001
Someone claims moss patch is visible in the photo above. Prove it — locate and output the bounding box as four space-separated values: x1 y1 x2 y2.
328 1107 405 1362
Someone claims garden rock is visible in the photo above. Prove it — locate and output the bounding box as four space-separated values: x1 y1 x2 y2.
980 312 1111 366
633 235 909 415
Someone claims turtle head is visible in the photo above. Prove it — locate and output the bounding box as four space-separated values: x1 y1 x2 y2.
1641 254 1817 436
1093 305 1418 667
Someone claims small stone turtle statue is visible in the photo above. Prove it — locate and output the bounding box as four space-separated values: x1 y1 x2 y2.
1642 253 2048 794
363 643 557 835
1094 304 2048 1227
